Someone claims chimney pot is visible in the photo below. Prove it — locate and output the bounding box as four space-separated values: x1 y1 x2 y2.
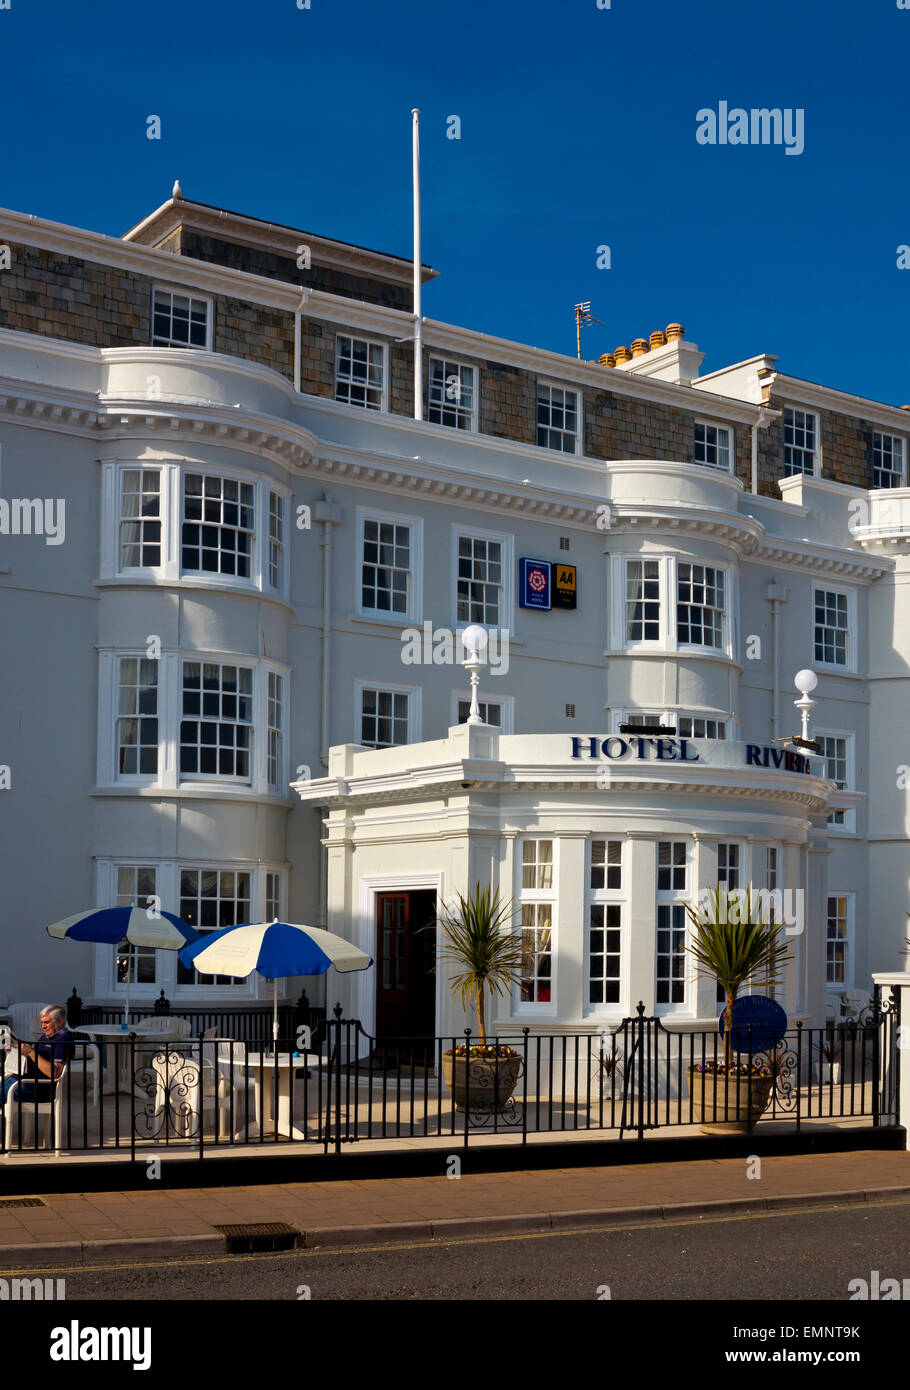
649 330 666 350
599 352 616 368
614 345 632 364
665 322 684 342
631 338 649 358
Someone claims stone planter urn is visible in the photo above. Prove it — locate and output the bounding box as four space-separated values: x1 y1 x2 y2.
442 1048 522 1112
686 1066 773 1134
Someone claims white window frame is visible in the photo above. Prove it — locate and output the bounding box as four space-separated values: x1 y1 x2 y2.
451 690 514 732
109 863 161 993
180 470 257 585
584 837 627 1017
815 728 856 833
113 653 161 783
655 839 692 1016
174 863 257 994
427 356 478 432
116 466 164 573
354 679 421 748
611 711 728 736
179 658 255 786
621 557 664 648
676 715 728 740
267 489 286 594
334 333 388 412
97 650 289 797
783 406 819 477
514 838 558 1014
151 284 213 351
694 420 732 471
826 892 855 991
451 524 514 635
872 432 906 489
92 860 286 1003
812 583 856 672
536 379 581 456
611 555 735 658
355 507 423 625
100 462 290 599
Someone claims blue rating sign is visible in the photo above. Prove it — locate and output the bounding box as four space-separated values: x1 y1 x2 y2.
519 558 551 610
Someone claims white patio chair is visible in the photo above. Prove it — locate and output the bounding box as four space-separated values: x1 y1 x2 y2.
216 1040 259 1139
2 1067 69 1155
66 1037 101 1107
7 1002 49 1042
842 990 872 1023
149 1045 234 1140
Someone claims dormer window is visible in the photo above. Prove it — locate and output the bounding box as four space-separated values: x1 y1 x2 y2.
151 286 212 349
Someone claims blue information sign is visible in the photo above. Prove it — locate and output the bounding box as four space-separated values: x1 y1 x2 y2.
719 995 788 1053
519 558 551 610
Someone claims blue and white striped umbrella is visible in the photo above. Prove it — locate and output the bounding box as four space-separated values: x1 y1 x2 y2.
48 906 199 950
179 921 373 1042
48 907 199 1024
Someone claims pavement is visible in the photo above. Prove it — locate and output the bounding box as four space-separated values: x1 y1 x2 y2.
0 1147 907 1267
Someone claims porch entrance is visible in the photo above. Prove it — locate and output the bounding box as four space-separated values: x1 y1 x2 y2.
374 890 437 1060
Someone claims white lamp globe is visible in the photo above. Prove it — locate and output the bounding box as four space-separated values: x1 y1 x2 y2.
461 624 489 661
794 669 818 696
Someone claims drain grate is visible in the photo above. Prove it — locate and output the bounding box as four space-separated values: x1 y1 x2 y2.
0 1198 46 1208
214 1222 301 1254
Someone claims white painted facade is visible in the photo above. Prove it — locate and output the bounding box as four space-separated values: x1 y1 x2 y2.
1 204 908 1037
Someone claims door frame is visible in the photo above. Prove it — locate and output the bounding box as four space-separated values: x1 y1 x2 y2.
357 872 444 1044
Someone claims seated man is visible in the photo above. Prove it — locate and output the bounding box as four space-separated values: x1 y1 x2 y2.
2 1005 75 1105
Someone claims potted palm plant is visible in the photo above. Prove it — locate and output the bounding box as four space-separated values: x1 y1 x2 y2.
435 883 525 1113
816 1029 842 1085
684 886 791 1134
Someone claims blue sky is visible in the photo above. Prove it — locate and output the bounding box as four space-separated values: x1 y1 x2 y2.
3 0 909 404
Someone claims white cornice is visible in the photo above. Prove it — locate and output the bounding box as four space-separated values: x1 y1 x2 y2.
607 504 764 556
771 374 910 429
294 760 833 812
0 374 898 563
752 537 891 581
778 474 866 501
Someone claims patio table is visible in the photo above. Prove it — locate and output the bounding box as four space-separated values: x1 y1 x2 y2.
73 1024 162 1096
244 1052 314 1141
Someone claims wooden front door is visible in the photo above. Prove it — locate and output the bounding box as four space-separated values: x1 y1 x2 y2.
375 890 437 1044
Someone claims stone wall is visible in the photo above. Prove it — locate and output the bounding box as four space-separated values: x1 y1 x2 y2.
759 395 880 494
213 295 295 380
0 244 150 346
176 231 414 311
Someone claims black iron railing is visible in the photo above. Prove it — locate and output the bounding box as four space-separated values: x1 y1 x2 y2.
0 991 899 1155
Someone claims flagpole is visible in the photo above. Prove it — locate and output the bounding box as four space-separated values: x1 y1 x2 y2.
412 107 423 421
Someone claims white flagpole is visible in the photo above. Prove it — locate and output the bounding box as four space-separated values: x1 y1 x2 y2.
412 107 423 421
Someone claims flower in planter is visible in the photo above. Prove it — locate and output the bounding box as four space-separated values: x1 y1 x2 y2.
445 1044 520 1060
692 1062 771 1078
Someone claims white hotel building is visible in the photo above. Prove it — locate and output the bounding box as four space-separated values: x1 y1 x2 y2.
0 191 908 1041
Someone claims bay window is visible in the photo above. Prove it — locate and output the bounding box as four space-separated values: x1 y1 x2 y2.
613 555 733 656
101 463 290 596
100 652 288 796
